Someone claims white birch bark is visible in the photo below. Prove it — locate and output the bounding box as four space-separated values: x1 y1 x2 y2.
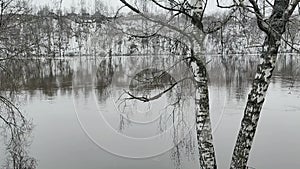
230 0 299 168
230 38 279 168
189 55 217 169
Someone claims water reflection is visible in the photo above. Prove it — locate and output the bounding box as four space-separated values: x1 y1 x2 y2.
129 68 176 91
0 54 299 168
0 58 73 97
275 54 300 90
1 54 299 102
93 55 196 134
95 56 114 101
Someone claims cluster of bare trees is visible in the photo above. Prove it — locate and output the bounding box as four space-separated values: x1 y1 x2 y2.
0 96 37 169
1 0 299 59
0 1 37 164
0 0 110 58
0 0 299 168
117 0 300 168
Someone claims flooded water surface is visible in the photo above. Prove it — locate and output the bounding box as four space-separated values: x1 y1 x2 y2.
0 54 300 169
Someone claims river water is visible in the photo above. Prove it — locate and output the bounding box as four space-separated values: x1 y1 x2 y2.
0 54 300 169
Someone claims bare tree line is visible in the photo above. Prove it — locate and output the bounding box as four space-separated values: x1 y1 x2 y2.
0 0 299 59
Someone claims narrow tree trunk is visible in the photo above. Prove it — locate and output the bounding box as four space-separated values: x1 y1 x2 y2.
230 0 300 167
230 35 280 169
189 54 217 169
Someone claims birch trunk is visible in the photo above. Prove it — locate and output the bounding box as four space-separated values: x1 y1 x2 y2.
230 0 299 166
189 55 217 169
230 35 280 168
189 1 216 167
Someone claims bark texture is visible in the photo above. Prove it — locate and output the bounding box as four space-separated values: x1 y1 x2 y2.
230 0 299 168
230 36 279 169
189 55 217 169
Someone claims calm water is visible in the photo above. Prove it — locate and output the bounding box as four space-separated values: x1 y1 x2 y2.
0 54 300 169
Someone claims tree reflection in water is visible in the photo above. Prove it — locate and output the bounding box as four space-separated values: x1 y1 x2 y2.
93 54 300 168
0 54 299 169
0 58 74 169
95 56 114 102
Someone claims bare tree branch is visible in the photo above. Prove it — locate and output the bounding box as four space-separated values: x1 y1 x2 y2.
123 77 191 102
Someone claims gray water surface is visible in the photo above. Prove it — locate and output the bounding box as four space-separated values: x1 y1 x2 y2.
1 54 300 169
